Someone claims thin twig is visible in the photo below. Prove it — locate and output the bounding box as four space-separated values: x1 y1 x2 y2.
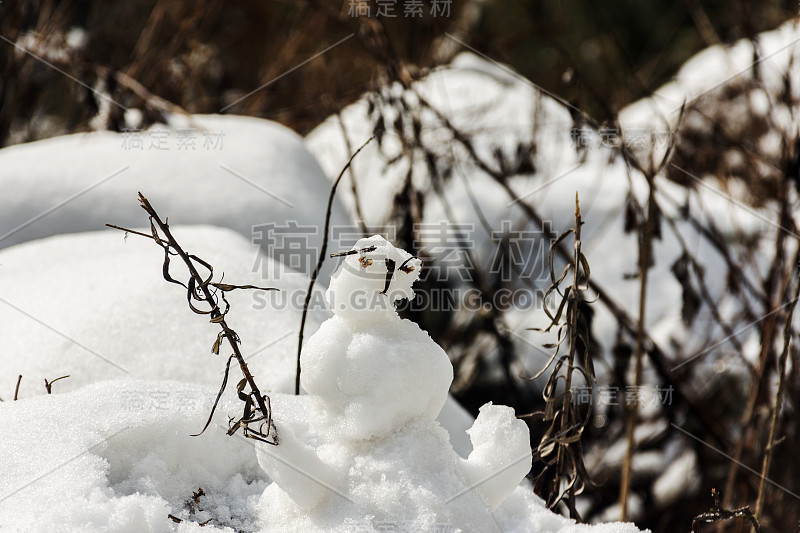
723 191 794 510
620 168 656 520
13 374 22 401
44 375 69 394
295 136 374 395
336 111 368 233
562 193 585 517
692 489 763 533
105 225 153 240
754 252 800 522
107 194 278 444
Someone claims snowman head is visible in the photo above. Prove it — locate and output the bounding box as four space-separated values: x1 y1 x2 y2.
327 235 422 325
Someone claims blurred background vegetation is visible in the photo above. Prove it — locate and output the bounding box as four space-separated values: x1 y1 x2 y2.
0 0 794 145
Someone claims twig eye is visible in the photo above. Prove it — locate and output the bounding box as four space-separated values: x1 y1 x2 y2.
330 245 377 258
398 256 417 273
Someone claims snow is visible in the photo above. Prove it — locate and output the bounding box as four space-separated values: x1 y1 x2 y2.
0 379 268 533
299 237 452 441
623 19 800 120
651 451 700 507
305 49 732 371
305 23 796 389
0 382 641 533
325 235 424 325
620 18 800 169
0 226 316 397
459 403 533 510
0 233 645 532
0 114 350 283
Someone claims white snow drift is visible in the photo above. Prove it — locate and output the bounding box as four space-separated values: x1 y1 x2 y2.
0 114 350 282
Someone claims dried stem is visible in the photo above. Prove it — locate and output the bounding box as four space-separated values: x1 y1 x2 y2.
107 193 278 445
526 192 594 519
13 374 21 401
336 111 369 234
295 136 374 395
723 195 794 511
754 254 800 522
561 193 583 516
620 170 656 520
44 375 69 394
692 489 762 533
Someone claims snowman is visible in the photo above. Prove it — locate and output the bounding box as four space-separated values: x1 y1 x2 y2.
256 236 532 532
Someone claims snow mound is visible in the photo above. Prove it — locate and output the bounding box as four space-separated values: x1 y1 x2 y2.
621 18 800 133
305 50 732 368
0 114 350 282
307 38 784 381
0 381 644 533
0 225 317 398
0 379 267 533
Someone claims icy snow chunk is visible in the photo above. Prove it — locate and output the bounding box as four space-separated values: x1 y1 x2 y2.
256 418 339 510
458 403 532 509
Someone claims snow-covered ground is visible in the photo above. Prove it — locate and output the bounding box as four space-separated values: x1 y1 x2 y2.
0 380 641 533
0 229 643 533
0 226 315 397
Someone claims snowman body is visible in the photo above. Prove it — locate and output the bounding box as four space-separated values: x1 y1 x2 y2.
256 236 531 532
301 235 452 441
301 315 453 441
